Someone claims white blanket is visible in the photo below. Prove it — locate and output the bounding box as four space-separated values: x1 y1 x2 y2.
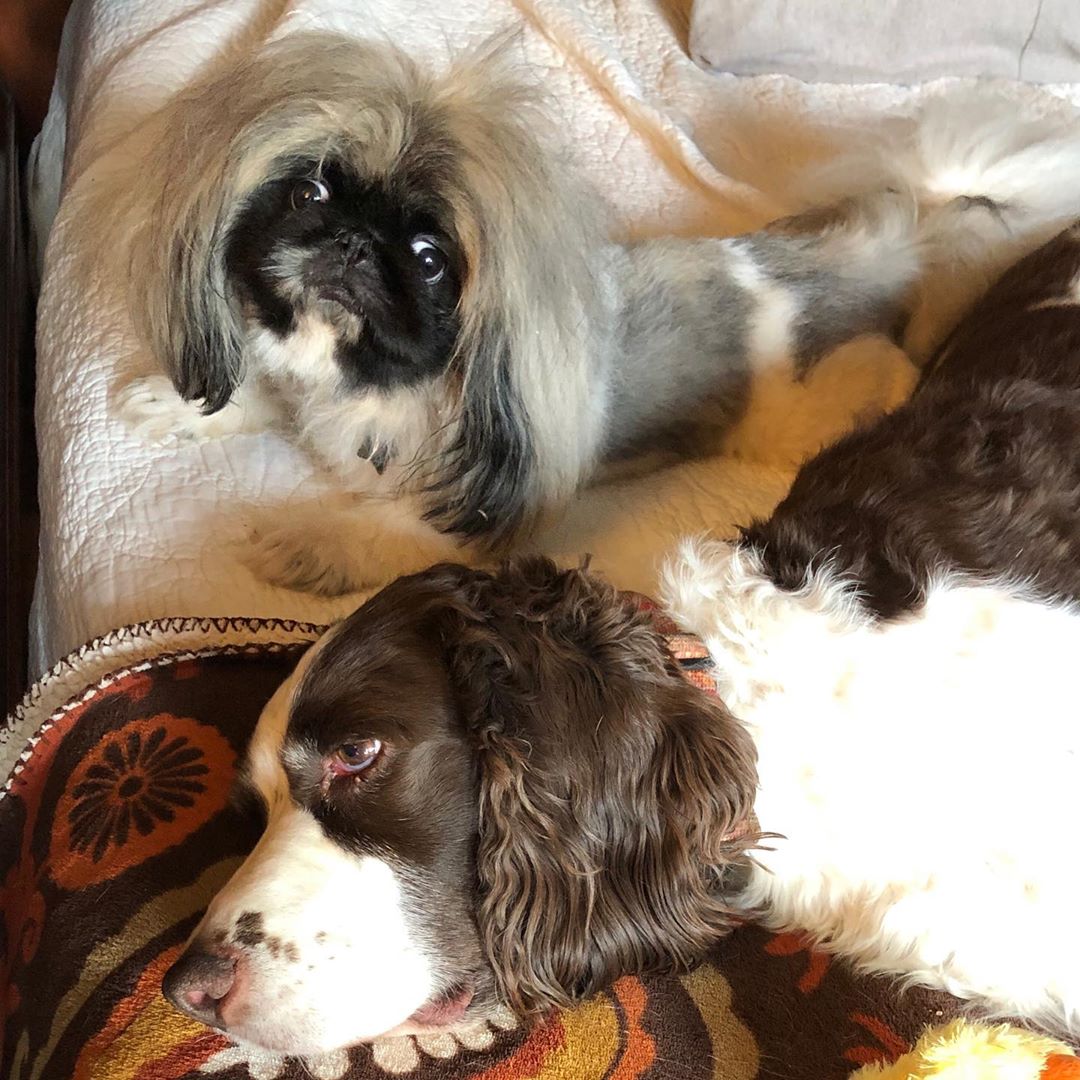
27 0 1080 676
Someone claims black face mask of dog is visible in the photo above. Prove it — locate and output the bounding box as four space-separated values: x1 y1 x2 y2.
225 160 465 401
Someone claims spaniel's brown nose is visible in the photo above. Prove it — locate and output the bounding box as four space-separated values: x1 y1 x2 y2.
162 949 236 1028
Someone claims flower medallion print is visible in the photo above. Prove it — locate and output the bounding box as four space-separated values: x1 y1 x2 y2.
52 715 236 890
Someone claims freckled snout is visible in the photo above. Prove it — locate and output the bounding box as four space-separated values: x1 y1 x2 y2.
163 947 237 1029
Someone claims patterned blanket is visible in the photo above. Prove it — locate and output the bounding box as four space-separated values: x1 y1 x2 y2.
1 615 968 1080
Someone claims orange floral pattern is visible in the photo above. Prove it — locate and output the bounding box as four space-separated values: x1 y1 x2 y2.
764 932 831 994
609 978 655 1079
1044 1055 1080 1079
51 715 235 890
844 1013 909 1068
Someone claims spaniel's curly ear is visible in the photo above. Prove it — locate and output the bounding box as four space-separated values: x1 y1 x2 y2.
443 556 759 1015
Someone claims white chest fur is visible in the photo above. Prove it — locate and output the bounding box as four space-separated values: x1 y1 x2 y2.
248 318 451 494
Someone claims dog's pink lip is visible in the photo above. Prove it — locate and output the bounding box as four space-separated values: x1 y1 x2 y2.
210 964 245 1029
405 983 475 1030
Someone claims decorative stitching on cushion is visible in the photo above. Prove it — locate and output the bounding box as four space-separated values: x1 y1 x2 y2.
3 618 328 796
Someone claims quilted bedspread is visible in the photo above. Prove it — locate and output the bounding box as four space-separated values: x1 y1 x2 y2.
1 612 968 1080
26 0 1080 675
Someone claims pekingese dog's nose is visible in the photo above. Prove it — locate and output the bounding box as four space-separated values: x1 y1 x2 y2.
163 947 237 1028
337 230 371 264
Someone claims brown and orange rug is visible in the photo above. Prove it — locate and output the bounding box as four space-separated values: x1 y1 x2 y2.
1 615 967 1080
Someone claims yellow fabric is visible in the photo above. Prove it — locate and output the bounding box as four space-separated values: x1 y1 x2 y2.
851 1018 1076 1079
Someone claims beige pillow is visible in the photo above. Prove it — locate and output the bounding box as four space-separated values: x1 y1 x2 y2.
690 0 1080 84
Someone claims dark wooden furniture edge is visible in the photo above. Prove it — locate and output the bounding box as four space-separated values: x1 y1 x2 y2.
2 81 34 711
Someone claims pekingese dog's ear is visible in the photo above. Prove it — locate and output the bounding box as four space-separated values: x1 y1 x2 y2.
125 50 282 413
439 557 759 1014
134 171 248 414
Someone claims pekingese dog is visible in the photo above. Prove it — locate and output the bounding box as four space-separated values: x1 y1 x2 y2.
117 33 1018 595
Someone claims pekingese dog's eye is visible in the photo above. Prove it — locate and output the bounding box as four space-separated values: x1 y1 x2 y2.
410 236 447 284
290 177 332 210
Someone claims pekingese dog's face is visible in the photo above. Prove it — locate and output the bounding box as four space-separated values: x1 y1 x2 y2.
225 158 465 399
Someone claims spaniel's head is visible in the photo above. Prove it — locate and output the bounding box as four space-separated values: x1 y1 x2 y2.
163 558 758 1054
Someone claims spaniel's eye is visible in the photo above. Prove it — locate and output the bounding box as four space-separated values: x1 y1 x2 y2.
290 178 332 210
331 738 383 776
410 236 447 284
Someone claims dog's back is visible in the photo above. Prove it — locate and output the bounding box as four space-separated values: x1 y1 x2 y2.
923 221 1080 394
663 222 1080 1034
740 221 1080 617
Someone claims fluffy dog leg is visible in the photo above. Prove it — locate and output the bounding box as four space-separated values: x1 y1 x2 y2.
115 374 279 442
243 495 467 595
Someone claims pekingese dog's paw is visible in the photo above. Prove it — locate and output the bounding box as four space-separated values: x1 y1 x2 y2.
116 375 267 443
244 505 467 595
116 374 246 443
115 375 203 442
245 520 366 597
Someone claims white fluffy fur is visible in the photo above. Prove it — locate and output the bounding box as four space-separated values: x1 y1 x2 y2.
726 244 800 362
803 91 1080 361
661 538 1080 1030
